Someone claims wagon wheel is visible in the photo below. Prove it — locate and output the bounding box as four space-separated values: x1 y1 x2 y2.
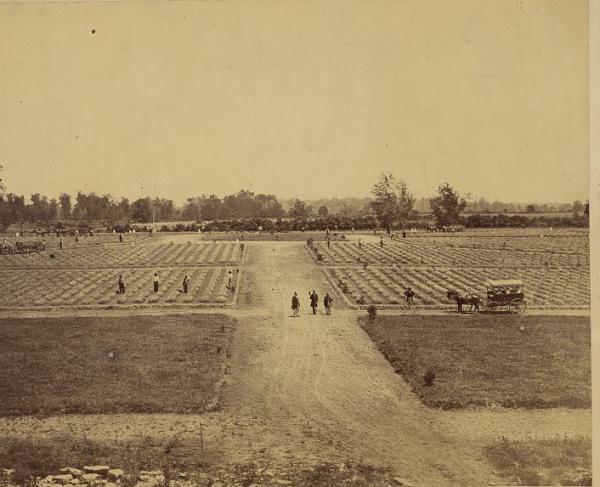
482 300 493 313
509 298 526 314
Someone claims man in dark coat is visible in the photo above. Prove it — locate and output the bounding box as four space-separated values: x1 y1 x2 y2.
291 292 300 317
118 275 125 295
309 290 319 314
324 293 333 315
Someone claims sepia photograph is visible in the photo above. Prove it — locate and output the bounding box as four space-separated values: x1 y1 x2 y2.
0 1 594 486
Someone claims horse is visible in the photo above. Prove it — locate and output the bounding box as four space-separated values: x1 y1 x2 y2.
447 289 480 313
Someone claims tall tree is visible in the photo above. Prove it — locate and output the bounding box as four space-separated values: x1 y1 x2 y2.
429 183 467 226
317 205 329 217
131 197 153 222
288 199 310 218
59 193 72 219
371 173 415 233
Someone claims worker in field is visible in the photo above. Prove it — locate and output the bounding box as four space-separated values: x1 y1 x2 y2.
309 290 319 315
182 275 189 294
59 237 63 250
118 275 126 295
324 293 334 315
404 287 415 305
291 292 300 317
153 272 160 293
358 238 362 250
227 270 234 291
380 236 384 248
119 233 123 243
327 237 331 249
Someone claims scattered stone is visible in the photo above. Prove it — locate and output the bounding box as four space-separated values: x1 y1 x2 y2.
107 469 124 480
2 469 15 477
393 478 412 487
61 468 84 477
271 480 292 486
82 473 101 482
139 471 163 477
84 467 110 476
52 474 74 484
211 482 224 487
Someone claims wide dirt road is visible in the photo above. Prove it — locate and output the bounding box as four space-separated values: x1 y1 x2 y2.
223 242 499 486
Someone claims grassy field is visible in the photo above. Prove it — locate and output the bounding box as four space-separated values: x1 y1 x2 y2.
0 314 234 416
485 436 592 486
360 314 590 409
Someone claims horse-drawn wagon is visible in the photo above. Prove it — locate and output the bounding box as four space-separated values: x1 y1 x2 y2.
14 241 45 254
447 279 527 313
482 279 527 313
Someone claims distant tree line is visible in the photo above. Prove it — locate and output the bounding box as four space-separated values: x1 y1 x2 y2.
0 165 589 230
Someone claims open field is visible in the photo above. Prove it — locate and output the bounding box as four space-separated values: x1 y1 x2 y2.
360 315 591 409
327 266 589 308
312 232 590 309
0 314 234 416
1 233 152 249
0 241 243 268
0 241 243 308
0 267 239 308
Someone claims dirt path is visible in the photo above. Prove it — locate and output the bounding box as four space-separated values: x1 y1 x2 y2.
217 242 500 486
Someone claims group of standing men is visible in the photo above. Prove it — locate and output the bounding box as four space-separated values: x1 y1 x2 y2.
291 290 334 317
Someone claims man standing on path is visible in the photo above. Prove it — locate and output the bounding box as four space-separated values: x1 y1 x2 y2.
291 292 300 317
153 272 160 293
404 287 415 305
118 275 125 295
324 293 333 315
309 290 319 315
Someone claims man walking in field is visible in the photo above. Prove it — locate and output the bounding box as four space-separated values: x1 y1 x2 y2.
404 287 415 305
324 293 333 315
309 290 319 315
380 236 384 248
59 237 63 250
118 275 125 295
358 238 362 250
153 272 160 293
182 275 189 294
291 292 300 317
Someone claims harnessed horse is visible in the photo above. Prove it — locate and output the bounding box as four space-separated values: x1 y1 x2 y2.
447 289 480 313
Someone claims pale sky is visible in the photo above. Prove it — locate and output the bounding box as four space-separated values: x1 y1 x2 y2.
0 0 589 205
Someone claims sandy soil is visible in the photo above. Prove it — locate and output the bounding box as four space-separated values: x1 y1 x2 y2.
0 241 591 486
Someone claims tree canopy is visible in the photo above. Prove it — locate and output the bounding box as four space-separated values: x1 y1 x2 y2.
370 173 415 233
429 183 467 226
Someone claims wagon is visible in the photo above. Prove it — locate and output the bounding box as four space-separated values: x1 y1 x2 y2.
482 279 527 313
14 241 45 253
